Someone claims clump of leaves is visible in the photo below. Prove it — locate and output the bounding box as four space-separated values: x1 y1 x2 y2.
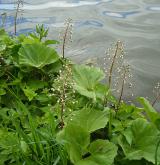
57 108 118 165
0 25 160 165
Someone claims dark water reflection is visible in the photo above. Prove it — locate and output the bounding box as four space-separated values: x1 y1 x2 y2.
0 0 160 108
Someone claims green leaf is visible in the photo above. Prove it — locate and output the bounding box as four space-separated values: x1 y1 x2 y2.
22 36 40 45
0 129 19 164
0 88 6 95
20 140 28 154
57 108 110 164
18 43 59 68
44 60 62 73
26 80 47 91
22 87 37 101
68 108 109 133
0 43 6 51
57 123 90 164
95 83 109 100
0 28 7 37
8 78 21 86
155 119 160 131
73 65 105 100
118 118 160 164
44 40 60 45
76 160 98 165
117 103 144 121
138 97 160 124
112 119 124 133
76 140 118 165
35 94 51 103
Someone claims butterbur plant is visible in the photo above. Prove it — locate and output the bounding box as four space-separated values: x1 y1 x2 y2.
35 24 49 41
59 18 73 58
14 0 23 35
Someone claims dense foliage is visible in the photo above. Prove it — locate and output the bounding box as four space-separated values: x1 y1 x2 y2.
0 26 160 165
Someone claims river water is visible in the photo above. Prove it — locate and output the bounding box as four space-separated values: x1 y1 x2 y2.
0 0 160 108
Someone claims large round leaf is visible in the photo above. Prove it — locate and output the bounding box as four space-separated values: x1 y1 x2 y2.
72 65 105 100
118 118 160 164
68 108 109 133
57 123 90 164
18 43 59 68
76 140 118 165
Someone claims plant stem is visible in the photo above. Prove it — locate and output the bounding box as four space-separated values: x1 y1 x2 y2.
117 66 127 109
1 12 7 28
62 21 70 59
104 42 119 106
60 83 65 129
108 110 112 139
155 139 160 165
108 42 119 89
152 93 160 107
14 0 21 35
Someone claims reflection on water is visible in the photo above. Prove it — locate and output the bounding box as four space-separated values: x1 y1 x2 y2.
147 6 160 11
0 0 112 10
103 11 140 18
0 0 160 108
76 20 103 27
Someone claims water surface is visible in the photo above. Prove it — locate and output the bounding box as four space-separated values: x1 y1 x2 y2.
0 0 160 108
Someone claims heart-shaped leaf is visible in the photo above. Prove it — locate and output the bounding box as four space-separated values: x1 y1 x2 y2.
72 65 105 100
68 108 109 133
57 123 90 163
18 43 59 68
118 118 160 164
76 140 118 165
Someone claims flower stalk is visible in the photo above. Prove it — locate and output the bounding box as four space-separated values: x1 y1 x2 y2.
152 82 160 107
14 0 23 35
117 66 127 109
104 41 124 106
108 42 119 89
61 19 73 59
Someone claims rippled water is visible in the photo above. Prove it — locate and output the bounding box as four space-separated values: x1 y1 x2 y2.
0 0 160 108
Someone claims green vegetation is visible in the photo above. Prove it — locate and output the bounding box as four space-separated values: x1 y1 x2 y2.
0 25 160 165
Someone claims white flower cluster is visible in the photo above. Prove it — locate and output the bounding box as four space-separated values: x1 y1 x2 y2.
103 41 134 105
59 18 73 58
